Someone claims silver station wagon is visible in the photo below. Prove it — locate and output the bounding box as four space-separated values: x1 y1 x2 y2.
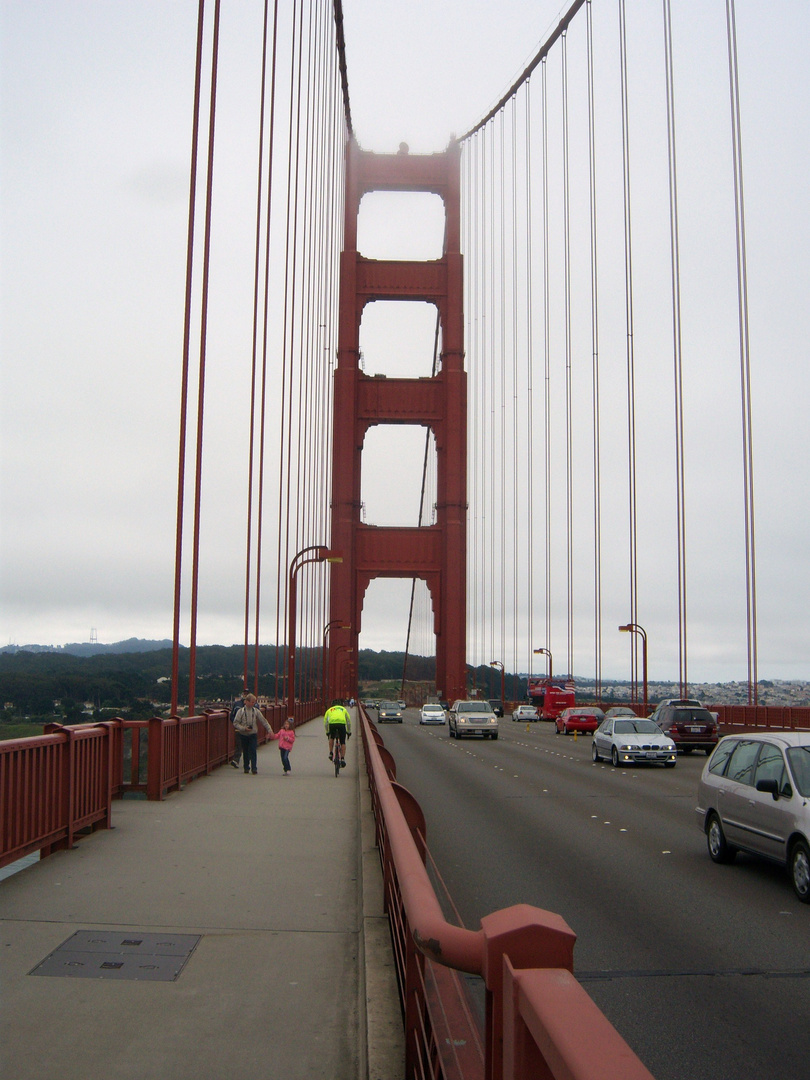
696 732 810 902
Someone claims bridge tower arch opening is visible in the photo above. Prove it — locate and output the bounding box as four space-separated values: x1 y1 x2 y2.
328 138 467 704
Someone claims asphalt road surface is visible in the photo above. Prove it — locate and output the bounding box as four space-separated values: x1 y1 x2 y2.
371 709 810 1080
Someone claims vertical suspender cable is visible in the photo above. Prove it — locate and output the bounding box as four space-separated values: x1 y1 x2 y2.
254 0 282 694
489 122 497 667
511 96 519 689
562 30 574 680
542 57 552 658
726 0 758 705
243 0 274 689
171 0 207 717
187 0 222 718
586 0 603 701
663 0 688 698
273 0 302 692
619 0 639 701
499 110 507 678
525 80 535 682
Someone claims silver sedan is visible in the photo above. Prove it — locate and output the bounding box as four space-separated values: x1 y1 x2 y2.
592 717 677 768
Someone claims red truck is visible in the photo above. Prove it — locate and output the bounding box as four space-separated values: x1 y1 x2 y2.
527 677 575 721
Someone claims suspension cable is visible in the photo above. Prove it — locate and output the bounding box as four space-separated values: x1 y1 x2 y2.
187 0 222 717
562 30 574 680
619 0 639 701
586 0 603 701
726 0 758 705
171 0 207 717
663 0 688 698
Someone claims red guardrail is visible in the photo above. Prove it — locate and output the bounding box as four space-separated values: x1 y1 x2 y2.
0 722 115 871
1 700 325 869
360 706 655 1080
711 704 810 731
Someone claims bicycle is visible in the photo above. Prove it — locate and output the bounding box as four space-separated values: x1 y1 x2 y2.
329 726 350 776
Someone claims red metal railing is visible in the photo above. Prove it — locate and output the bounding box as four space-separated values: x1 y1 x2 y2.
0 723 115 871
711 704 810 731
360 706 656 1080
1 700 322 868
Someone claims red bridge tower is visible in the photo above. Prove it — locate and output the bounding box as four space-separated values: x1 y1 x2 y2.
328 139 467 704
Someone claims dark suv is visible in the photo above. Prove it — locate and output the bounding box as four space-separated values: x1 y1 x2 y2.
649 701 718 755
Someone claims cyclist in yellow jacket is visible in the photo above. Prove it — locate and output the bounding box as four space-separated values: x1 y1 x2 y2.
324 700 352 769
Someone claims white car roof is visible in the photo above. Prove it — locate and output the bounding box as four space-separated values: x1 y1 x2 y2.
718 731 810 748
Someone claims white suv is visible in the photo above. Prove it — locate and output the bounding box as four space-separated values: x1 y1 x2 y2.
448 700 499 740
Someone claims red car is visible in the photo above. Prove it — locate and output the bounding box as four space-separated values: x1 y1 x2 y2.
555 706 605 735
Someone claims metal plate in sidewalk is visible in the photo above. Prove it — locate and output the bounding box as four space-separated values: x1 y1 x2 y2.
29 930 201 981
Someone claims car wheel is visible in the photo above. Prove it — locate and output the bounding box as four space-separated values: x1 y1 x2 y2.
705 747 713 755
707 814 736 864
790 839 810 903
592 742 600 762
681 747 693 755
492 734 498 740
664 761 676 768
611 747 620 767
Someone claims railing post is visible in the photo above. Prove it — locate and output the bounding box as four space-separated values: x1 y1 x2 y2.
479 906 576 1080
147 716 165 800
404 927 426 1080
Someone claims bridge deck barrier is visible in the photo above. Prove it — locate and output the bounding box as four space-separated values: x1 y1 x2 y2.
0 702 321 870
360 705 656 1080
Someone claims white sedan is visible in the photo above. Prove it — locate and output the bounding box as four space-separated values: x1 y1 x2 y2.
592 717 677 768
512 704 539 722
419 703 446 725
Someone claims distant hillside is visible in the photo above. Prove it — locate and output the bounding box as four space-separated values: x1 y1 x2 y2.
1 638 173 657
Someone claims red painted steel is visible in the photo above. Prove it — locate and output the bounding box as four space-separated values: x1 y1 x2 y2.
360 705 656 1080
329 139 467 704
711 704 810 731
1 705 321 869
0 724 115 871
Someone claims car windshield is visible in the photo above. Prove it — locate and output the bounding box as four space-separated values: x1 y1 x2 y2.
423 705 442 711
614 719 661 734
786 747 810 796
380 702 398 709
460 702 490 712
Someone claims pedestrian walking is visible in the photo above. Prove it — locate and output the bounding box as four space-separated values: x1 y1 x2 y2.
230 691 246 768
232 693 271 774
269 718 296 775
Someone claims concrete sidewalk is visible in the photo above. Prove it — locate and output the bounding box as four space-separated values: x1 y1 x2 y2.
0 715 404 1080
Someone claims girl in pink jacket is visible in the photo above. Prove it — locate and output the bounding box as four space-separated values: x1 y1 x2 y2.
270 719 296 775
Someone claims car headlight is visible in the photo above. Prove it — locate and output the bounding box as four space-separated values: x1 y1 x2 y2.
459 717 467 723
666 743 675 752
619 744 634 751
490 717 498 723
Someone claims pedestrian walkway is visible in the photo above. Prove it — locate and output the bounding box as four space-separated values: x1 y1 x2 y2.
0 715 404 1080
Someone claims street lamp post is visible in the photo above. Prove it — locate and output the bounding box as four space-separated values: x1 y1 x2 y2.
619 623 648 714
322 620 350 707
334 644 353 700
489 660 505 708
533 647 552 680
287 546 342 720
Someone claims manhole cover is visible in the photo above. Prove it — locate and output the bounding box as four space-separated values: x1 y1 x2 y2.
29 931 201 981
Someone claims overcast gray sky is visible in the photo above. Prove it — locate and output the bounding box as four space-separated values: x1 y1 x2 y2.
1 1 808 683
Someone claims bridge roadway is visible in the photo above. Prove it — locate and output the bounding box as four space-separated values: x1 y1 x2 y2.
376 709 810 1080
0 712 404 1080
